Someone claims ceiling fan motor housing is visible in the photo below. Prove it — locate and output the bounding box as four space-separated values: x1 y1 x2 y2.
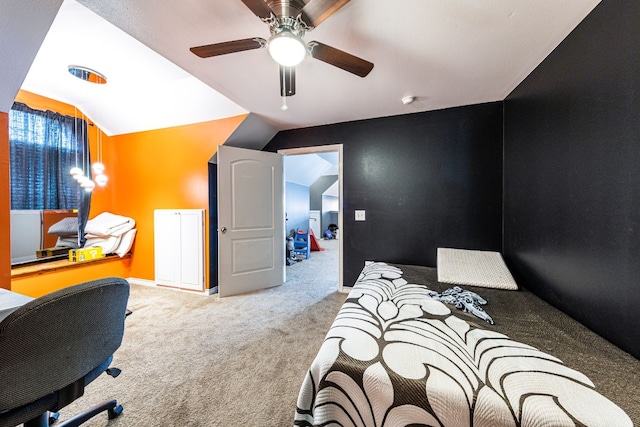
266 0 306 18
269 15 308 38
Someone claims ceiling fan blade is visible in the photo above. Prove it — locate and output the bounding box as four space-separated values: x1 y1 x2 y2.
280 66 296 97
308 41 373 77
190 38 267 58
240 0 273 20
301 0 350 28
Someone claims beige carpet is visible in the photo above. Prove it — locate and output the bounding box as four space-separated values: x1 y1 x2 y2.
58 239 345 426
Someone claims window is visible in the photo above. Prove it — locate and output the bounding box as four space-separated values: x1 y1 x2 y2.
9 102 89 210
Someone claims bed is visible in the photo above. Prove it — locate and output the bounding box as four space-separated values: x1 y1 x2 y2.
294 259 639 426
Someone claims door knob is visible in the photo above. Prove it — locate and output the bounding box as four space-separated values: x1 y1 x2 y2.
219 227 227 233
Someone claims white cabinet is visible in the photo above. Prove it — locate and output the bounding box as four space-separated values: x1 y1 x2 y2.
154 209 204 291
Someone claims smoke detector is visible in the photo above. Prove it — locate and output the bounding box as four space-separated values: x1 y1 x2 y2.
401 96 416 105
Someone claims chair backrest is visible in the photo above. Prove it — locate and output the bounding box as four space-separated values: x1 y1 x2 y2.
0 277 130 412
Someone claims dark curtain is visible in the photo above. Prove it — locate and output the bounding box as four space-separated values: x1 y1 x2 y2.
9 102 91 246
78 173 91 248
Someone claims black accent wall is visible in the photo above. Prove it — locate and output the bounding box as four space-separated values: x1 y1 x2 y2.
208 162 218 290
264 103 504 286
504 0 640 358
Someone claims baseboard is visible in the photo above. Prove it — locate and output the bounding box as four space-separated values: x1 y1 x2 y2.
126 277 217 296
126 277 156 287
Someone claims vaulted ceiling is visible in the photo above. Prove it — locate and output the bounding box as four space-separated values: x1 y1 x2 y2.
2 0 602 135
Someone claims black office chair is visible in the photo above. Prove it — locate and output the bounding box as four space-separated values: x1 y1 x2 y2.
0 277 130 427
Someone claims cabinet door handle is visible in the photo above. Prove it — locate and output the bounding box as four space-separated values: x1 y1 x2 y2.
219 227 227 234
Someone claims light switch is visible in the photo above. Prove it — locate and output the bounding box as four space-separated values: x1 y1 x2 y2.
355 210 366 221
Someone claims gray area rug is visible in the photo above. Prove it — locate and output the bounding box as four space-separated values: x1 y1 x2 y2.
59 240 345 426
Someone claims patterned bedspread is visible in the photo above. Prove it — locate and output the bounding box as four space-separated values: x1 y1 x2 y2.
294 262 632 427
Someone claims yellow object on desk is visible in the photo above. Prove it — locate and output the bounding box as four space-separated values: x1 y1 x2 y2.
36 247 71 258
69 247 104 262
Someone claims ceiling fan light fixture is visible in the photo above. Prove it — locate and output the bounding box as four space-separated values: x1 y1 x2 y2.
268 31 307 67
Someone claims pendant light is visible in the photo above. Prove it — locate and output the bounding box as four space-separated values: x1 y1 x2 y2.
67 65 108 192
92 126 108 187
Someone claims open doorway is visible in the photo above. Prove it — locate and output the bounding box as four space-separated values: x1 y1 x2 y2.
279 145 343 291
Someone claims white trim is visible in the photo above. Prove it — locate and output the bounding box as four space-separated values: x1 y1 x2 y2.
126 277 154 287
278 144 344 292
126 277 217 296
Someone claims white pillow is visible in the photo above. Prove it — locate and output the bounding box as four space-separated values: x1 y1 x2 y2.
437 247 518 290
115 229 137 257
48 217 78 236
85 235 121 254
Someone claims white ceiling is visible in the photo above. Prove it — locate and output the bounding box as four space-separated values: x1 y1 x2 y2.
20 0 247 136
284 153 337 187
17 0 602 135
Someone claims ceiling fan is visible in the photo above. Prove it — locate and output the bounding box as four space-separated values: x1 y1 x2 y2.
189 0 374 105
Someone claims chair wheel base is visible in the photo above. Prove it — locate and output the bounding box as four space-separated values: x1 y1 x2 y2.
55 399 123 427
108 404 123 420
49 411 60 425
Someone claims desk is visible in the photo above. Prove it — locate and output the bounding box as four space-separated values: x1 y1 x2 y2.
0 288 34 322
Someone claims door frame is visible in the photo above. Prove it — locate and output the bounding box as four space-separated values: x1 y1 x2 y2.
278 144 344 292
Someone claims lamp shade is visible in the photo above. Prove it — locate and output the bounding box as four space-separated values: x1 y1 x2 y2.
268 31 307 66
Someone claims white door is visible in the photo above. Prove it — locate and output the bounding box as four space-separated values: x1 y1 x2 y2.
217 145 285 297
309 210 321 238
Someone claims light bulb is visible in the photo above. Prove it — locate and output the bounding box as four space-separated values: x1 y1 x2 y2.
268 31 306 67
92 162 105 174
70 167 83 179
95 174 108 186
81 180 95 191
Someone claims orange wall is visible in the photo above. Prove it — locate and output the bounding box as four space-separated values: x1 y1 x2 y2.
8 90 247 293
11 258 132 298
104 115 247 285
0 112 10 289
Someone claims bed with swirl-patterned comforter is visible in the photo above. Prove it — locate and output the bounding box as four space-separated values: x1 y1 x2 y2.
294 262 633 427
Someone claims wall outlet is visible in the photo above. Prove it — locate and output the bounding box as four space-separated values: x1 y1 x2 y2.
355 210 366 221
